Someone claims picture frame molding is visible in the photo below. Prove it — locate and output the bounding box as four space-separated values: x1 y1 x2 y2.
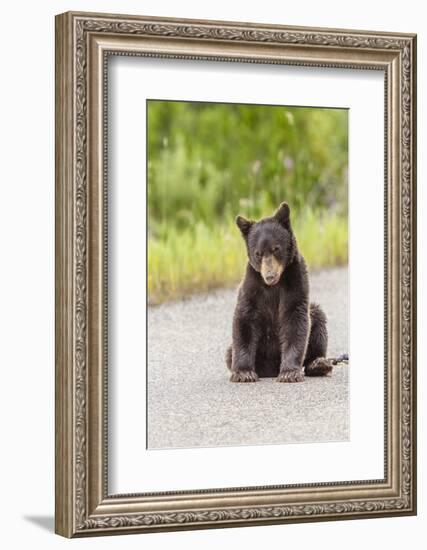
55 11 417 537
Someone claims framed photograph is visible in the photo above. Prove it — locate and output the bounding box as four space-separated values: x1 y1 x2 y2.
55 11 417 537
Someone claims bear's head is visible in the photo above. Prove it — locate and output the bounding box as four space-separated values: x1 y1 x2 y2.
236 202 297 287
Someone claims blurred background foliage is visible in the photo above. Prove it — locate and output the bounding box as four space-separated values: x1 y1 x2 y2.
148 101 348 304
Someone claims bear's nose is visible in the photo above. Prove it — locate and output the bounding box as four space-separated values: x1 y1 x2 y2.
265 274 276 284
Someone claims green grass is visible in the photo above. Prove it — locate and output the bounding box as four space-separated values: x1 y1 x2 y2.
148 208 348 305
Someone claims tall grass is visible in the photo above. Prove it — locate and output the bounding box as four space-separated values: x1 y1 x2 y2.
148 208 348 305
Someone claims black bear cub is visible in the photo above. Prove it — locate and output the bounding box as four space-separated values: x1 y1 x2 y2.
226 202 332 383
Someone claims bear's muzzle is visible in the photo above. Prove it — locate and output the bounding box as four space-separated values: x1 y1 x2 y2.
261 255 284 286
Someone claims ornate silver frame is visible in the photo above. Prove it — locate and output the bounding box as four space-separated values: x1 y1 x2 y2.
55 11 417 537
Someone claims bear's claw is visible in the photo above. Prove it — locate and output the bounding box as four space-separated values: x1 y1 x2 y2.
230 370 259 383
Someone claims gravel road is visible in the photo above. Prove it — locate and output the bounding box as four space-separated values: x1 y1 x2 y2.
147 267 349 449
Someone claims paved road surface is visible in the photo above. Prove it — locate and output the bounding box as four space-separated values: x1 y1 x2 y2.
147 267 349 449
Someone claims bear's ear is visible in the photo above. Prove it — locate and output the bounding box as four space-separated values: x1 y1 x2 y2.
236 215 254 237
274 202 291 227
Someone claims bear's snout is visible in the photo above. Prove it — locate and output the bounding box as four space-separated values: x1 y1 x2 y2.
261 255 284 286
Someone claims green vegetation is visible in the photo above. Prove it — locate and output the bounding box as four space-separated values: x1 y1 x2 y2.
148 101 348 304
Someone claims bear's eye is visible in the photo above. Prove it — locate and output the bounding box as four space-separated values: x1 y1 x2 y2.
272 245 280 254
254 251 261 259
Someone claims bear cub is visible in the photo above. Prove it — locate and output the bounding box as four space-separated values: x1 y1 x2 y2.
226 202 332 383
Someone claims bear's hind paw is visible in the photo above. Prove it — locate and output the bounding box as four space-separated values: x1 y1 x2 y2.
305 358 333 376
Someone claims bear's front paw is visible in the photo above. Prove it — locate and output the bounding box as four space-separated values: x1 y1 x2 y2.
230 369 259 383
277 369 304 383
